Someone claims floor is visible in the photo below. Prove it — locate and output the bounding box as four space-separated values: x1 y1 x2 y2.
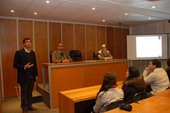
2 97 59 113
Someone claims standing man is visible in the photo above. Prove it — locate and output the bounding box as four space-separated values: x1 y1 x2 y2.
143 59 169 96
97 44 113 60
13 37 38 113
51 43 72 63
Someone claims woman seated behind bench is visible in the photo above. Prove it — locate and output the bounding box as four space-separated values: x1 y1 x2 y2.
122 66 146 104
93 72 124 113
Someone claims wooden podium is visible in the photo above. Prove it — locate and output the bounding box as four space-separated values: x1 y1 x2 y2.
42 59 128 109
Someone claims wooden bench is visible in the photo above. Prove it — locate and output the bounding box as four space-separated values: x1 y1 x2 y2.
105 89 170 113
58 81 123 113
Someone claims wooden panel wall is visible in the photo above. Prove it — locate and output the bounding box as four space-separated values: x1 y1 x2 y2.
0 19 1 109
75 24 85 60
106 27 115 57
18 20 33 49
106 27 129 59
122 29 129 58
34 21 48 83
97 26 106 50
0 19 18 97
115 28 123 58
63 23 74 51
49 22 61 52
86 25 96 60
0 18 129 98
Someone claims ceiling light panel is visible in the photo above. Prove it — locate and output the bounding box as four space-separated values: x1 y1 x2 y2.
10 10 15 13
0 0 33 14
48 1 87 20
46 0 50 4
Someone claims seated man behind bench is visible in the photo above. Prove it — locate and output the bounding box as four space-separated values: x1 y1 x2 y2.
51 43 72 63
97 44 113 60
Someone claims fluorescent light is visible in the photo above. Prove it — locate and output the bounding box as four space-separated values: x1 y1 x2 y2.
92 7 95 10
34 12 38 15
46 0 50 3
152 6 156 8
10 10 15 13
125 13 128 16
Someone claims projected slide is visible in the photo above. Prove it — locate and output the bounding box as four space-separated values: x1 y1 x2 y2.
127 34 167 60
136 36 162 58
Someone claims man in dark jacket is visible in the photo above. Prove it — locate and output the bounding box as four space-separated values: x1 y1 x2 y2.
13 37 38 113
51 43 72 63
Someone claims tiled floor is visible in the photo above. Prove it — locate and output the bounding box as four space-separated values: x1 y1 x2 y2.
2 97 59 113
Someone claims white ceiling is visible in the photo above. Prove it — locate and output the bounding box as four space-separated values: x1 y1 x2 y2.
0 0 170 27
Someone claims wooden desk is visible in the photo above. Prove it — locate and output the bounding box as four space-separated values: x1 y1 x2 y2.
105 89 170 113
58 81 123 113
42 59 128 109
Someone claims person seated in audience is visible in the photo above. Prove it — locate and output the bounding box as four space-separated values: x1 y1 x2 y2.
97 44 113 60
165 58 170 80
122 66 146 104
93 72 124 113
51 43 72 63
142 59 169 97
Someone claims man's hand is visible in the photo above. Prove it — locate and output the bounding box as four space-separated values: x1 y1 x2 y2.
24 62 34 69
105 57 113 60
145 67 150 71
62 59 70 63
35 76 38 82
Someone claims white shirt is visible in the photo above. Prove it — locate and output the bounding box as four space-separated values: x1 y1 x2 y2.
143 68 169 94
93 88 124 113
24 48 30 53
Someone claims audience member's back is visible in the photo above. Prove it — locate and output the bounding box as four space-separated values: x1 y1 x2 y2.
93 72 124 113
122 66 146 104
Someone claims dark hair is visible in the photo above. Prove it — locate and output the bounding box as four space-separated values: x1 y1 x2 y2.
167 58 170 66
97 72 117 96
127 66 140 80
151 59 161 68
23 37 31 43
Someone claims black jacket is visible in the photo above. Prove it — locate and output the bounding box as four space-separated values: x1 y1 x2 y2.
122 76 146 104
13 48 38 84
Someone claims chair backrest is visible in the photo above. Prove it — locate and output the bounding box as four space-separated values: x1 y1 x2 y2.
69 50 82 62
93 50 99 60
50 51 53 63
132 89 146 103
